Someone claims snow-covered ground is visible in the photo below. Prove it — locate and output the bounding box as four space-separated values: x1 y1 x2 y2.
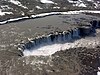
68 0 99 8
0 0 99 18
0 10 100 24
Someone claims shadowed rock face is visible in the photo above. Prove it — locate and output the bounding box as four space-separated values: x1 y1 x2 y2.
78 26 94 36
90 20 100 28
20 23 96 56
22 28 80 50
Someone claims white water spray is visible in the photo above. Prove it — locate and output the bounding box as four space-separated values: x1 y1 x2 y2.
23 35 99 56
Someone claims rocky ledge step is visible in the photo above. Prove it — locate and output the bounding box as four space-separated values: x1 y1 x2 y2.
18 25 97 56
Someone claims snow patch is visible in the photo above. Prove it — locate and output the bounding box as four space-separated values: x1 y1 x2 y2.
1 10 100 24
97 67 100 75
40 0 54 4
7 16 29 22
53 6 60 9
94 2 99 8
87 0 94 2
0 9 13 16
78 3 87 7
97 72 100 75
68 0 78 3
1 5 13 10
68 0 82 3
36 6 43 9
9 0 28 9
68 0 88 7
31 10 100 18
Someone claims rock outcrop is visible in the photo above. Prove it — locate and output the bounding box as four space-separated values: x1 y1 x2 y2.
19 19 100 56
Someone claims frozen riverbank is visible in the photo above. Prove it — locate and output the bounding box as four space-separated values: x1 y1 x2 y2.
0 10 100 25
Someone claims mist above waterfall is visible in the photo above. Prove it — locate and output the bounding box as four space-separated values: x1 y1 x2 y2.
23 35 99 56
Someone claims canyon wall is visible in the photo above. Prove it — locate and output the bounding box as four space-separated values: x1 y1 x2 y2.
20 20 100 50
18 20 100 56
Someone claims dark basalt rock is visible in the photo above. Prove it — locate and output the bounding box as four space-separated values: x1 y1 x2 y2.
98 21 100 28
20 24 96 52
21 28 80 51
79 26 94 36
91 20 100 28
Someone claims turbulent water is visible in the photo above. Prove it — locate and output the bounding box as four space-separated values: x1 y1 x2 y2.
23 33 99 56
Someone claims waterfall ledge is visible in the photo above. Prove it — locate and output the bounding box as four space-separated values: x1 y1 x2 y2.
18 24 100 56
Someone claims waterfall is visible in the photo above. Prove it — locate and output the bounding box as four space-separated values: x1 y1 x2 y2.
33 29 79 50
19 27 87 51
72 28 80 38
91 20 100 28
17 21 100 56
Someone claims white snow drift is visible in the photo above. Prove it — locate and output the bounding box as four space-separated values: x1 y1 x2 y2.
8 0 28 9
0 9 13 16
40 0 54 4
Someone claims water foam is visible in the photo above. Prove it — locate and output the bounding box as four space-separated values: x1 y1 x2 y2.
23 35 99 56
